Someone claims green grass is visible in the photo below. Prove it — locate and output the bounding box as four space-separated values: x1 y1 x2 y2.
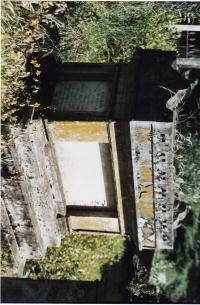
57 2 180 63
24 234 125 281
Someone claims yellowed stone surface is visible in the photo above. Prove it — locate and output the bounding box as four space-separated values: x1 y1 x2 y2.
143 227 154 238
139 201 154 219
49 122 109 142
142 238 155 248
140 187 153 199
69 216 120 233
140 166 152 182
137 128 151 143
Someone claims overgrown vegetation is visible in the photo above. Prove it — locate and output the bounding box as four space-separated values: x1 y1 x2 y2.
57 2 180 63
1 0 200 298
1 0 69 123
2 1 200 123
128 263 157 302
24 234 125 281
1 230 15 277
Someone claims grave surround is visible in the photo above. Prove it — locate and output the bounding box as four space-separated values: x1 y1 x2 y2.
1 49 188 276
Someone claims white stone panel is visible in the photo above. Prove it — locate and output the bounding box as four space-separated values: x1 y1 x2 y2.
54 141 116 208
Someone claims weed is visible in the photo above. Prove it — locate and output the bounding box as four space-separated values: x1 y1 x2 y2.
24 234 125 281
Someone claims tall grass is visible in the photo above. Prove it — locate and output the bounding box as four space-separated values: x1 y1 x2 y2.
1 0 68 123
57 2 180 63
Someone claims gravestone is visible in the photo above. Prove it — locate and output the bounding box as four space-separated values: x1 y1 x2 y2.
40 49 188 121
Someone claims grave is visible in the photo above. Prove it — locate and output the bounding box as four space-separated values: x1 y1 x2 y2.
1 50 189 277
38 49 187 248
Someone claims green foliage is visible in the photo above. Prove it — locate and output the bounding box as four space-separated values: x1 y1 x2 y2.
1 0 68 122
24 234 125 281
168 2 200 24
128 264 157 299
0 231 15 277
177 131 200 206
151 249 196 302
57 2 180 63
2 1 198 121
3 1 195 122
